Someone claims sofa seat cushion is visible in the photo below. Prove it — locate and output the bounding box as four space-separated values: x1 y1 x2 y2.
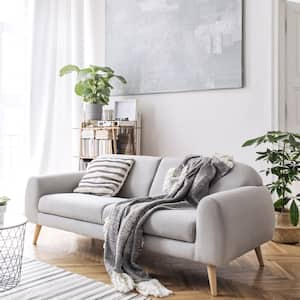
38 193 125 225
39 193 197 243
102 205 196 243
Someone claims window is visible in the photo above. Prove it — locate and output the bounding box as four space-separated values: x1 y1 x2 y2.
0 0 30 207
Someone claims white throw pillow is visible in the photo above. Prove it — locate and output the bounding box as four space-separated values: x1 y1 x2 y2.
162 168 177 194
74 157 135 196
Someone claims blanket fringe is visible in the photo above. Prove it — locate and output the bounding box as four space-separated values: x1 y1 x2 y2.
136 279 173 298
111 272 172 297
111 271 135 293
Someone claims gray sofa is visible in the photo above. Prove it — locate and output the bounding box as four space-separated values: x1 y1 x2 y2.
25 155 275 296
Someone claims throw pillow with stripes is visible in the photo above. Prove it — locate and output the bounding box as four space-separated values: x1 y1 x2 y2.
74 157 135 196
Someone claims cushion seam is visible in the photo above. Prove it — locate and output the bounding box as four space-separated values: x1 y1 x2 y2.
146 157 163 196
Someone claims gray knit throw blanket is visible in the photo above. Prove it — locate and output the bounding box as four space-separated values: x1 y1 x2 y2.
104 155 234 298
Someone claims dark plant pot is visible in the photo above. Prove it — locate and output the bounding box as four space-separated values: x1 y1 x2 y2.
84 103 103 121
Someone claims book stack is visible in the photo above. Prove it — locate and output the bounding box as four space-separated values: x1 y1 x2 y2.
81 129 95 158
95 129 113 156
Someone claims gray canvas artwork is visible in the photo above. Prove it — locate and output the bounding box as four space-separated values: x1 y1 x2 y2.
106 0 243 95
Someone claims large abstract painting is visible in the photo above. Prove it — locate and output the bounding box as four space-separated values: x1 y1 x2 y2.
106 0 243 95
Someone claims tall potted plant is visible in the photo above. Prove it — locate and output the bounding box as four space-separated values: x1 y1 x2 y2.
242 131 300 243
59 65 127 121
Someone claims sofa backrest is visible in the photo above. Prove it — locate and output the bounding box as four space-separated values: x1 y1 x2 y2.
107 154 162 198
208 161 262 194
148 157 262 197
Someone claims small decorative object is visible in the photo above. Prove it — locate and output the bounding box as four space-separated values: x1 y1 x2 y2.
0 196 10 224
102 108 114 121
242 131 300 244
59 64 127 121
113 99 137 121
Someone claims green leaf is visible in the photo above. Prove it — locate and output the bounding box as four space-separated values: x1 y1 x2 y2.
0 196 10 206
114 75 127 84
242 137 262 147
59 65 80 76
293 133 300 140
267 131 282 135
267 134 277 143
290 200 299 226
77 68 93 80
90 65 114 74
74 81 85 96
289 134 297 145
257 136 266 145
256 155 267 161
274 197 290 210
256 151 267 155
274 133 289 141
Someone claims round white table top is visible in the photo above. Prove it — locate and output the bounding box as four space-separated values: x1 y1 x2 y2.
0 214 27 230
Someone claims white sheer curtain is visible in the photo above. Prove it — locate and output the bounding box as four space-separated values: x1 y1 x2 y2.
29 0 104 174
0 0 104 209
0 0 30 204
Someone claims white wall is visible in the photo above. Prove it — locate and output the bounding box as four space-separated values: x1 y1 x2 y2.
94 0 274 167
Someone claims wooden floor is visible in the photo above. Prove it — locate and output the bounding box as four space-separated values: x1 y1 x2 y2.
24 223 300 300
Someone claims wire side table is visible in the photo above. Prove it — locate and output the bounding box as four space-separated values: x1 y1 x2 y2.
0 215 27 292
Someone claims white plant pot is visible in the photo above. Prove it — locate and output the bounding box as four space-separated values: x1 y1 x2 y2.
0 205 7 224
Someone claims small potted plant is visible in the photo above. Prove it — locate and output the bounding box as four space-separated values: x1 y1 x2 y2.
242 131 300 243
59 64 127 121
0 196 10 224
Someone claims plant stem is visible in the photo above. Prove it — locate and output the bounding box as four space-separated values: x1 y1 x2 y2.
281 141 286 212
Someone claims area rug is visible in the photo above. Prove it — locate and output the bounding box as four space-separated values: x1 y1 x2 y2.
1 258 147 300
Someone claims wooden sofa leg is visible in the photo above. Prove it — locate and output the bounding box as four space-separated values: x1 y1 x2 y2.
255 246 264 267
33 224 42 245
207 264 218 296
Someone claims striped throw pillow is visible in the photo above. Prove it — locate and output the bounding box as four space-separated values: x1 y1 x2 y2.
74 157 135 196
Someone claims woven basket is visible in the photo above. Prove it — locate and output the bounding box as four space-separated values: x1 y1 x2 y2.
272 211 300 244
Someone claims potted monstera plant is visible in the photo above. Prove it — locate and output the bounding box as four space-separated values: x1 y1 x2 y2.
59 65 127 121
243 131 300 243
0 196 10 224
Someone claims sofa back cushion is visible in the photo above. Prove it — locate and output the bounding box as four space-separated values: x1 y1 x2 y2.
105 155 162 198
149 157 262 197
208 161 262 194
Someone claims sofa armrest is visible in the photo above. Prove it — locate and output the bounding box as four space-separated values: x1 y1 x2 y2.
25 171 85 223
194 186 275 266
